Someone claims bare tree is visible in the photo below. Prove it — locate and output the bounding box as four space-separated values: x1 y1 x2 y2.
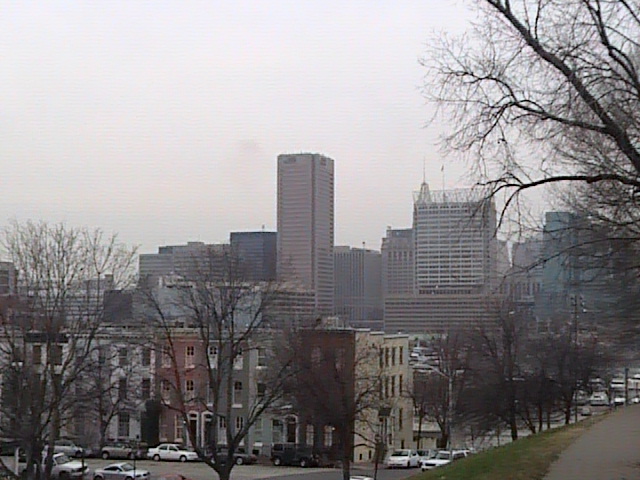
424 0 640 237
0 220 137 480
283 328 388 480
143 248 289 480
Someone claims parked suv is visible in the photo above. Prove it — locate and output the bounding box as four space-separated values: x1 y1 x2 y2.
208 446 257 465
270 443 318 467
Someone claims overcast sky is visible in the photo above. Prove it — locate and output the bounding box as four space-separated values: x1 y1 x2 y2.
1 1 475 254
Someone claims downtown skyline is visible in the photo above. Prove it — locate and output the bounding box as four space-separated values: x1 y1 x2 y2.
0 1 488 254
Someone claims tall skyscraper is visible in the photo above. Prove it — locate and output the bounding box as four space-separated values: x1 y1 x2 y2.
383 181 500 333
277 153 335 316
413 182 497 295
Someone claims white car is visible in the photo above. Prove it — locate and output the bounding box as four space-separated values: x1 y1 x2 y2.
147 444 198 462
420 450 469 471
385 449 420 468
589 392 609 406
94 463 150 480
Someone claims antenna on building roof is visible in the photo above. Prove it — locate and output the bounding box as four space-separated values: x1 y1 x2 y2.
441 164 446 199
422 157 426 184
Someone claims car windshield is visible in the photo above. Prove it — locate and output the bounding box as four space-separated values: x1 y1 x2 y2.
121 464 134 471
391 450 409 457
435 451 451 460
56 455 71 464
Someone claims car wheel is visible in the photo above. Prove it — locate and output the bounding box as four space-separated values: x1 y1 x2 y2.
60 472 69 480
125 477 133 480
179 455 187 463
153 454 161 462
94 476 104 480
235 457 244 465
102 452 110 460
299 458 308 468
273 457 282 466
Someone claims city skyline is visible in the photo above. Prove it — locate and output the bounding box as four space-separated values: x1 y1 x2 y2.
1 1 478 254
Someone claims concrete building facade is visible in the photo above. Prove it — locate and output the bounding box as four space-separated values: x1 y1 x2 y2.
277 153 335 316
381 228 414 297
334 246 383 330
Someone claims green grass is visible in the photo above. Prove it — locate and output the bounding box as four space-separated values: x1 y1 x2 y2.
409 415 607 480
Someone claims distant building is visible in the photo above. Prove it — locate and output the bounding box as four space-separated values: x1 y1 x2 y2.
384 182 499 333
0 262 17 296
381 228 414 297
230 231 277 282
277 153 335 316
333 246 383 329
139 242 229 285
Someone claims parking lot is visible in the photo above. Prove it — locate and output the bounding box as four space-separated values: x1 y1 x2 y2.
0 457 418 480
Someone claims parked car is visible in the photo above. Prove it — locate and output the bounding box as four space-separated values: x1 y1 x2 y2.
41 452 92 479
416 449 438 463
100 444 144 460
612 396 626 406
589 392 609 406
147 444 198 462
93 463 149 480
208 446 257 465
270 443 318 467
420 450 469 471
45 440 87 458
580 406 592 416
385 449 420 468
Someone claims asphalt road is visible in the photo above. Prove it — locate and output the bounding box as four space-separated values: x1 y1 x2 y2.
0 457 419 480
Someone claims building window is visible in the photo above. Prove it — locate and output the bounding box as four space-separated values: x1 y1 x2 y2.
185 380 195 400
141 348 151 367
162 345 172 367
272 419 283 443
161 379 171 402
185 346 195 366
219 416 226 429
391 376 395 397
384 377 389 398
257 382 266 398
391 347 396 366
399 346 404 365
233 381 243 404
379 348 383 368
384 348 389 367
119 378 127 400
399 374 403 395
32 345 42 365
311 347 322 365
324 426 333 446
235 416 244 432
119 348 128 367
142 378 151 400
257 348 267 367
398 408 403 430
175 415 184 442
118 412 130 438
51 345 63 366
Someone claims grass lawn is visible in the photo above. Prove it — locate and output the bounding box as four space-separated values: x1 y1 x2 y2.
409 415 607 480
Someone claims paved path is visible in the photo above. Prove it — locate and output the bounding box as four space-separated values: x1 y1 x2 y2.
544 405 640 480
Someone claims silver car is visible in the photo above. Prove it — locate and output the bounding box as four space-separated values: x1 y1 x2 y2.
94 463 150 480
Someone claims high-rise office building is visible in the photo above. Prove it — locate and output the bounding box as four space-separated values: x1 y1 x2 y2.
230 231 277 282
413 182 497 295
383 181 499 333
277 153 334 316
381 228 414 297
334 246 383 329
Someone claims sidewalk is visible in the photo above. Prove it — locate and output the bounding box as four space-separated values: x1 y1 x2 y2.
544 404 640 480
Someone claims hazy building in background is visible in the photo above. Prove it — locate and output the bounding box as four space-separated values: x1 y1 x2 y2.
333 246 383 330
277 153 335 316
230 231 277 282
139 241 230 285
0 261 17 296
381 228 414 297
384 182 499 333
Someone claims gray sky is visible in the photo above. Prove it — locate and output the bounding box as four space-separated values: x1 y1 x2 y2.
1 1 474 253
